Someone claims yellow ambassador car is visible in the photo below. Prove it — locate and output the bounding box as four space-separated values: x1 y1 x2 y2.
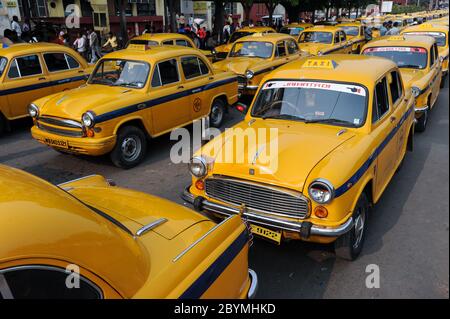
0 165 257 299
297 26 353 55
127 33 213 61
338 22 370 53
213 33 309 96
213 26 276 61
362 35 442 132
30 45 239 168
183 55 415 260
401 23 449 84
0 43 92 134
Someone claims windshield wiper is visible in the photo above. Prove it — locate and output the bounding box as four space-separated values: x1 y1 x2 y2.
262 114 306 121
304 118 356 126
398 64 421 69
112 81 143 88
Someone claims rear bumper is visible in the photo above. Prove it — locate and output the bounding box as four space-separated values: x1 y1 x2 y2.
182 186 354 238
247 269 258 299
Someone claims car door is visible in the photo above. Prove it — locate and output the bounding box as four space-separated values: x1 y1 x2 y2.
339 31 351 54
42 52 88 93
332 31 342 53
429 43 441 104
275 40 289 65
286 39 302 62
180 55 211 121
371 75 399 198
149 58 191 135
4 54 52 119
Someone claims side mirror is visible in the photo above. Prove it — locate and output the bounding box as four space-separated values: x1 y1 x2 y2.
440 56 444 63
235 102 248 114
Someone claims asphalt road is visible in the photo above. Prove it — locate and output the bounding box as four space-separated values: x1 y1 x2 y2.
0 82 448 299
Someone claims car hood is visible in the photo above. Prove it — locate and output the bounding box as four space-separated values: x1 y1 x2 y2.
399 68 426 89
213 57 265 74
215 43 233 53
298 42 329 55
38 84 139 120
202 119 355 192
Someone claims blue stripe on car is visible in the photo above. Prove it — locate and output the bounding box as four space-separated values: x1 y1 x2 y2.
179 229 249 299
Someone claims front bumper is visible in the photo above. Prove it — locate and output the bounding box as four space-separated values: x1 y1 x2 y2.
31 126 116 156
182 187 354 239
247 269 258 299
414 104 429 118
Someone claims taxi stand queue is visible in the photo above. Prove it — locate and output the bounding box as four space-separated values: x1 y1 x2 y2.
0 10 448 299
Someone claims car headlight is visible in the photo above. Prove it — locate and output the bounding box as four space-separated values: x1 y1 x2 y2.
189 156 208 178
245 70 254 79
81 111 95 128
212 48 217 55
411 86 421 98
308 179 334 204
28 103 39 119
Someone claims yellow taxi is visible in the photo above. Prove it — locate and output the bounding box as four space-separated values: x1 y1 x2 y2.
279 23 313 36
431 17 449 26
401 23 449 85
297 26 352 55
127 33 213 61
0 43 92 134
0 164 257 299
30 45 238 168
362 35 442 132
213 33 309 95
183 55 415 260
338 22 370 53
213 26 276 61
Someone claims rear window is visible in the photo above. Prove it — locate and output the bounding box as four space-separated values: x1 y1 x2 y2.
0 57 7 77
403 31 447 47
129 39 159 47
251 80 367 127
363 46 428 69
341 26 359 36
230 31 254 43
280 27 305 35
299 32 333 44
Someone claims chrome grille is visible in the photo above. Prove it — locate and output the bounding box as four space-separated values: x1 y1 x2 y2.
38 116 82 129
205 177 309 219
37 122 83 137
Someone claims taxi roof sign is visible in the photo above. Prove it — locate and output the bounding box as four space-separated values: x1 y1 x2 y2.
387 35 405 41
303 59 338 69
127 44 149 51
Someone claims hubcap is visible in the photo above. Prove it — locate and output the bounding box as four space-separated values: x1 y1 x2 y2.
211 104 223 126
353 208 366 249
121 135 141 162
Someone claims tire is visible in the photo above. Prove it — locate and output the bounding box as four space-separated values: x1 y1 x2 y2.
209 98 226 128
334 192 370 261
0 113 5 135
415 108 428 133
110 126 147 169
440 75 446 89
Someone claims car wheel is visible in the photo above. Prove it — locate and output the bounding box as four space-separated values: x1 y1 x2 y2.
415 109 428 133
0 113 5 135
334 192 369 261
210 98 225 128
440 75 446 88
110 126 147 169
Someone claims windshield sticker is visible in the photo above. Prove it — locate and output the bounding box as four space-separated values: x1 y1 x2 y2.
354 118 361 125
262 81 366 97
364 47 427 53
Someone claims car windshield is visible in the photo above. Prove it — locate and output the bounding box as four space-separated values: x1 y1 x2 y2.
128 39 159 47
363 47 428 69
403 31 447 46
251 80 367 127
0 57 7 77
280 27 305 35
341 26 359 36
229 41 274 58
299 32 333 44
230 31 254 43
89 59 150 88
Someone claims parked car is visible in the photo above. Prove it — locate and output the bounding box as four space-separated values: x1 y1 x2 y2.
297 26 353 55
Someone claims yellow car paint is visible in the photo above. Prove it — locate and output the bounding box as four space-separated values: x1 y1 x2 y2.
338 22 369 53
297 26 353 55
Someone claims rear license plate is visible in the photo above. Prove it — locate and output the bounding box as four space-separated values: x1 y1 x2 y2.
250 224 281 244
44 138 68 149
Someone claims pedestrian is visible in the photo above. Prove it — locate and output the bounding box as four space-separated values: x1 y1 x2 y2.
205 31 216 50
380 22 388 36
142 24 151 34
223 22 231 43
197 26 206 49
1 30 14 48
179 13 186 28
11 16 22 38
103 32 118 52
73 32 87 59
87 29 101 64
386 22 400 35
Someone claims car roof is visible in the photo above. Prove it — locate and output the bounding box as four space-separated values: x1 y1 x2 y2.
338 22 362 27
102 45 204 63
238 26 275 32
364 35 436 49
131 33 191 42
303 25 342 33
265 54 396 88
402 23 449 32
236 32 295 43
0 42 75 58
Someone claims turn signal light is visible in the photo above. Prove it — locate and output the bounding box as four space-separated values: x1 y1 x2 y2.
195 179 205 190
314 206 328 218
86 129 95 137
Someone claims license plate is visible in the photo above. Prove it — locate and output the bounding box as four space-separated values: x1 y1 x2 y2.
250 224 281 244
44 138 68 149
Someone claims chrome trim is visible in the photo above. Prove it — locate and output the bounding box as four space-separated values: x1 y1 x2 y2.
414 105 429 113
0 274 13 299
308 178 335 204
0 265 103 299
38 116 83 129
247 269 258 299
173 215 234 262
182 187 354 237
245 85 259 90
37 122 83 137
57 174 99 187
189 156 208 178
135 218 168 237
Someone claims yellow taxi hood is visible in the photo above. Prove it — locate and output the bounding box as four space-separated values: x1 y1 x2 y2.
298 43 329 55
215 43 233 53
36 84 139 119
213 57 265 74
201 119 355 192
64 180 211 240
399 68 427 89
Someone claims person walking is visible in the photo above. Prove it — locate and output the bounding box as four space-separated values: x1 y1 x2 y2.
380 22 388 36
11 16 22 38
197 26 206 49
73 32 87 59
88 29 101 63
223 22 231 43
386 22 400 35
103 32 118 52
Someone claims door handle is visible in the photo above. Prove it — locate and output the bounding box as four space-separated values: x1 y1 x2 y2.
208 76 214 80
78 70 85 73
38 77 46 81
177 85 184 89
390 116 397 123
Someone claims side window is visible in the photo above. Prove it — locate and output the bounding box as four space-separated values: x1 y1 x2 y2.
151 65 161 87
162 40 174 45
434 43 439 62
8 55 42 78
334 32 340 44
360 26 364 36
276 41 286 57
44 53 69 72
389 71 402 105
340 32 346 42
181 56 201 79
175 39 189 47
66 54 80 69
373 77 390 123
157 59 179 85
198 58 210 75
0 266 102 299
430 46 435 66
287 40 299 54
